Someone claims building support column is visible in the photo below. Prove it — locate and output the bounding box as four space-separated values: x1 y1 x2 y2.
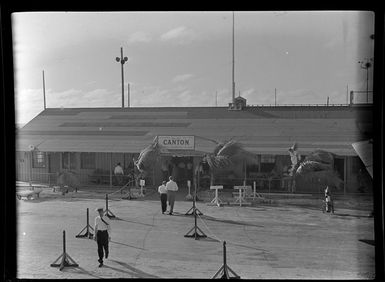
343 156 347 195
109 153 112 189
29 151 33 185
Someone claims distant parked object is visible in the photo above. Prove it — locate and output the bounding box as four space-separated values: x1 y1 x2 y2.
57 171 80 195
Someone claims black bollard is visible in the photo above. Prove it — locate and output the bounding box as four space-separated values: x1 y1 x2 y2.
51 230 79 271
185 184 203 216
105 194 116 219
212 241 240 279
76 208 94 239
184 205 207 240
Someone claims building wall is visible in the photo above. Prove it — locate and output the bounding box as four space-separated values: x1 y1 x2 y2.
16 150 372 194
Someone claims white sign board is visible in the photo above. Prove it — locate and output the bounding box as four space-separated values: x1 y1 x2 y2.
158 135 195 150
140 179 145 186
210 185 223 190
234 185 251 190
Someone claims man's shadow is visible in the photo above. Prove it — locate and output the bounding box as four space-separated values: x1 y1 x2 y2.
108 259 160 278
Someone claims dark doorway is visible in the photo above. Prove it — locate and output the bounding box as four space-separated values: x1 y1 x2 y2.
334 158 345 182
170 156 193 186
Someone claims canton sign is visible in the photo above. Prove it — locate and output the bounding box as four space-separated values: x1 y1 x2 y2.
158 136 195 150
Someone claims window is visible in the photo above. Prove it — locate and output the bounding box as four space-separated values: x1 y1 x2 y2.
260 154 275 173
261 155 275 163
62 152 77 169
81 152 96 169
32 151 46 168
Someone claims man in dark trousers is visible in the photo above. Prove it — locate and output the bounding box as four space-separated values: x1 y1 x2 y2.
158 181 168 214
94 207 111 267
165 176 179 215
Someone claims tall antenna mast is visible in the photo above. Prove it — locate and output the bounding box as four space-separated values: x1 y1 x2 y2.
216 91 218 107
127 83 130 108
232 11 235 105
42 70 46 110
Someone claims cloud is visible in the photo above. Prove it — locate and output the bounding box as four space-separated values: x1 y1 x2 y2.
15 87 120 124
128 31 152 44
172 74 194 83
160 26 197 44
241 88 255 98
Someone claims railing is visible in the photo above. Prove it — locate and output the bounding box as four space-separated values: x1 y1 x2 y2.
246 104 350 107
15 171 153 188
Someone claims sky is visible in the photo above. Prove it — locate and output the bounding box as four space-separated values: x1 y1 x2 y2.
12 11 375 126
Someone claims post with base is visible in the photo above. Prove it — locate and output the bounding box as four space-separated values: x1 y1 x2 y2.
185 180 193 200
209 185 224 207
75 208 94 239
139 179 145 197
212 241 240 279
50 230 79 271
184 204 207 240
185 181 203 216
105 194 116 219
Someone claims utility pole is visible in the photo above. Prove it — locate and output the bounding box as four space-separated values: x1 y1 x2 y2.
346 85 349 105
116 47 128 108
358 58 373 103
42 70 46 110
232 11 235 105
215 91 218 107
274 88 277 106
127 83 130 108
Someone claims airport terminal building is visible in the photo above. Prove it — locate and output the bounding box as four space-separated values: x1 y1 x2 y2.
16 99 373 194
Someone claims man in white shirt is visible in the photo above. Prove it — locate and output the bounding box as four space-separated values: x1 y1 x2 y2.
165 176 178 215
114 162 124 186
158 181 168 214
94 207 111 267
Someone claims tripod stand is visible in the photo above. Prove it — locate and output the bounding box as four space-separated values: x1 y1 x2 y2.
212 241 240 279
75 208 94 239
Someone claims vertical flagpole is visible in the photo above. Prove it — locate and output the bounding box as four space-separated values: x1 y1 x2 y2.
121 47 125 108
127 83 130 108
275 88 277 106
232 11 235 105
43 70 46 109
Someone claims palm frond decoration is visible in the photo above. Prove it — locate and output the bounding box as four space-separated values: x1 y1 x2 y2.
288 142 343 189
296 169 344 190
288 142 301 176
134 136 169 172
304 149 334 165
212 142 225 156
206 139 257 170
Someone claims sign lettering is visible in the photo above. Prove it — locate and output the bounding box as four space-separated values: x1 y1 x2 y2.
158 136 195 150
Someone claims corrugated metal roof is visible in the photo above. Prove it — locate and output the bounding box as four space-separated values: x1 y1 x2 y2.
16 106 372 155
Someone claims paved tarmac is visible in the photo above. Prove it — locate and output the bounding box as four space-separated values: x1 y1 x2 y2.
16 188 375 279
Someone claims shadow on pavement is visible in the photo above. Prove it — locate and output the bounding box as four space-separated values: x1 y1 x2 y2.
199 236 220 243
109 259 160 278
333 213 371 219
359 239 375 246
227 242 268 252
118 218 154 227
199 215 264 228
62 266 102 278
101 264 134 276
110 240 146 250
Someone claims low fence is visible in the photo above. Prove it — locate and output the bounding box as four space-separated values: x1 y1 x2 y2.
209 176 293 193
16 171 153 188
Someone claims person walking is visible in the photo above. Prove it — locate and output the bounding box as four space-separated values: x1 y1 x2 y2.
114 162 124 186
165 176 178 215
324 186 334 213
94 207 111 267
158 181 168 214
